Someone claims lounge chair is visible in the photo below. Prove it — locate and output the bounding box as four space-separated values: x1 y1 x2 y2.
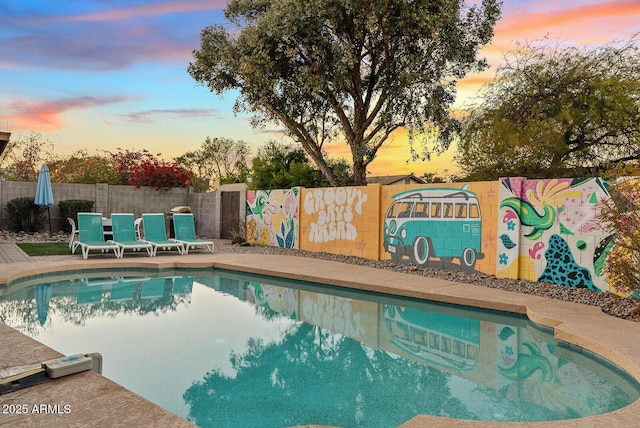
67 217 79 252
76 213 121 259
141 213 184 256
110 213 153 257
134 217 143 240
171 213 214 254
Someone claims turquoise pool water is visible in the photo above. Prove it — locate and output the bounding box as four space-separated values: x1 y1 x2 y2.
1 268 639 427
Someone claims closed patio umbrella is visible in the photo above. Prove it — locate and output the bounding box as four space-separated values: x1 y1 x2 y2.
34 163 54 237
35 283 53 326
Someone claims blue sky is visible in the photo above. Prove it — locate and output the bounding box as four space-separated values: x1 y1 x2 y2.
1 0 638 176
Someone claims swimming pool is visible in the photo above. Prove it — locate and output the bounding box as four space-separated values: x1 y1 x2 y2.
1 268 639 427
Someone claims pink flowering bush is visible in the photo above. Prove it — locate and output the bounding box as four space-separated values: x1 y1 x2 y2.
112 148 192 190
128 159 192 190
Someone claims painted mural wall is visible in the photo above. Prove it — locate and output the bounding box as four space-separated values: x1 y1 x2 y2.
495 178 614 295
243 177 631 296
379 182 500 275
299 185 381 260
246 188 300 248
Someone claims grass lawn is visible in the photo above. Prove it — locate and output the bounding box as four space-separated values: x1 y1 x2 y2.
17 242 72 256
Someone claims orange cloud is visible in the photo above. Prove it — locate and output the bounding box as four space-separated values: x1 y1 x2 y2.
4 96 127 130
496 1 640 43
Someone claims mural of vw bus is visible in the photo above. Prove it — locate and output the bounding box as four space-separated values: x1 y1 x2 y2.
383 187 484 268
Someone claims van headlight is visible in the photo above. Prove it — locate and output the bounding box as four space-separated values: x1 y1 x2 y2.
400 228 406 239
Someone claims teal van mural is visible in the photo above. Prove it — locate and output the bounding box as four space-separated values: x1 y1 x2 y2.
383 187 484 269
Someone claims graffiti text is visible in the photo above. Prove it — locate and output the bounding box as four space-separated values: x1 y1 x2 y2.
304 188 368 243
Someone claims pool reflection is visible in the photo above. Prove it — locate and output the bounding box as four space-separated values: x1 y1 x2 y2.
1 269 638 426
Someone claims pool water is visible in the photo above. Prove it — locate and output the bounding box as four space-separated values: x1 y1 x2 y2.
1 268 639 427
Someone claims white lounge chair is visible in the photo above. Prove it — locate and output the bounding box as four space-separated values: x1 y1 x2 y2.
67 217 79 252
171 213 214 254
110 213 153 257
76 213 121 259
141 213 184 256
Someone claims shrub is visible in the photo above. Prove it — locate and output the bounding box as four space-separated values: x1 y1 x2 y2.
128 159 192 190
111 148 192 190
5 197 46 232
59 199 95 232
598 178 640 297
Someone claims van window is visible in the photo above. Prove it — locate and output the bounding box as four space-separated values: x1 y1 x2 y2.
396 202 413 218
443 203 453 218
469 203 480 218
455 203 467 218
430 203 442 218
414 202 429 218
386 203 399 218
388 202 411 218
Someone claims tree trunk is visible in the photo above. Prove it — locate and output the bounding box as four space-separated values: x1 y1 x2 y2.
352 159 367 186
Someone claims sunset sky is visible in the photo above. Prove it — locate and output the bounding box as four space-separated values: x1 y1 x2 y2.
1 0 638 178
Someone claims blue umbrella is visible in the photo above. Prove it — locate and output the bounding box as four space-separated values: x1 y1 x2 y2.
35 163 54 236
35 283 53 326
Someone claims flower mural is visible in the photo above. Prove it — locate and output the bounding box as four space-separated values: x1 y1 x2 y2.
246 189 299 248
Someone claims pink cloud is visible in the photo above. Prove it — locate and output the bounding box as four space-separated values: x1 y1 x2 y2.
57 0 228 23
496 1 640 44
5 96 127 130
0 1 227 70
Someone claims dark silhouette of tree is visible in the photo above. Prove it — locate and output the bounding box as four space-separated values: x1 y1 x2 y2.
183 323 471 427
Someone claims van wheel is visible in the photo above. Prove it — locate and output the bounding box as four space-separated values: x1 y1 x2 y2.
412 237 431 265
462 248 477 268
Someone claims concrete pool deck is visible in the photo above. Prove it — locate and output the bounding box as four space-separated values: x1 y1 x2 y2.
1 243 639 427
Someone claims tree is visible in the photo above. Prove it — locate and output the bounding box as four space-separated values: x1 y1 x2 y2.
50 150 117 184
0 131 56 181
456 36 640 181
188 0 501 186
249 141 327 189
175 137 250 191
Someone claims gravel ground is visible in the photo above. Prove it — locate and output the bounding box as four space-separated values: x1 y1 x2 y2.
4 230 640 322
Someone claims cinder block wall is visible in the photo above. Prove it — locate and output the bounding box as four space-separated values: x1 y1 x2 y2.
190 192 216 238
0 181 191 234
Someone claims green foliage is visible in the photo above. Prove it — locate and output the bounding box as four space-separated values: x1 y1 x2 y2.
17 242 70 256
175 137 250 191
598 179 640 297
50 150 117 184
189 0 501 185
5 197 46 232
457 36 640 181
0 132 56 182
59 199 95 232
248 141 353 189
